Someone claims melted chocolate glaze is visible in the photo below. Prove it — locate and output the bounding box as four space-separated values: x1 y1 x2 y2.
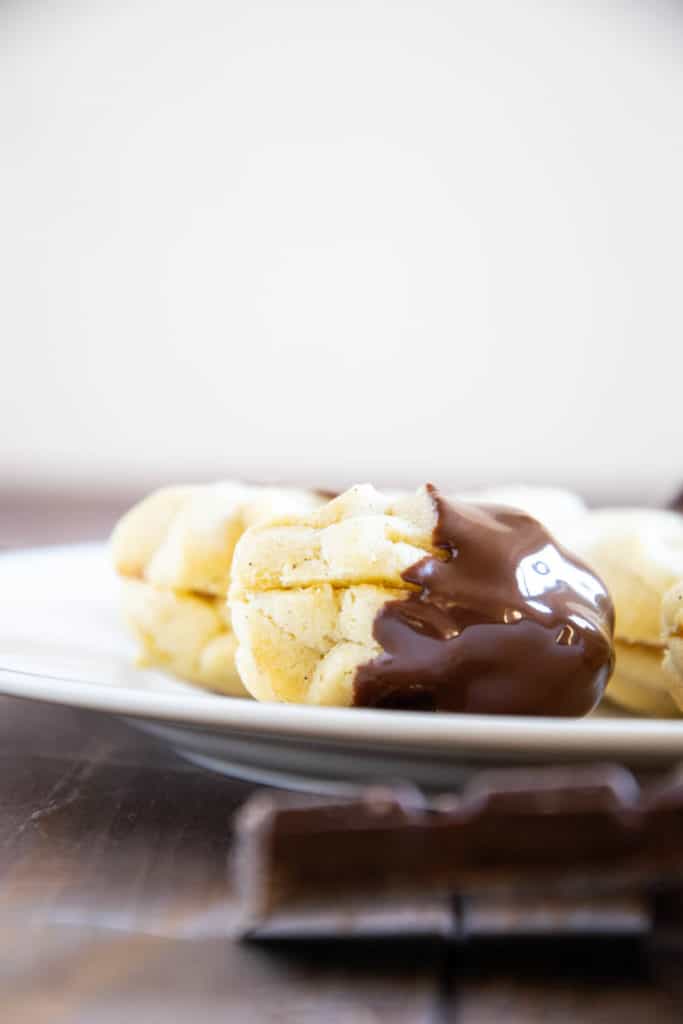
353 486 615 716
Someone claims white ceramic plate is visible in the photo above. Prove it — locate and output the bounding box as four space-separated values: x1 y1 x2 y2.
1 544 682 793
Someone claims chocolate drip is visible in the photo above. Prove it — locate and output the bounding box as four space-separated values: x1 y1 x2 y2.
353 486 615 716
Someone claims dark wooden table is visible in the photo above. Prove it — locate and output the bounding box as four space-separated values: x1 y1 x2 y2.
0 489 680 1021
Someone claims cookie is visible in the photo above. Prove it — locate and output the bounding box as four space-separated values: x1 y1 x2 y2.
111 482 324 694
121 578 241 693
230 484 614 714
112 482 324 596
663 581 683 710
609 641 680 717
560 509 683 715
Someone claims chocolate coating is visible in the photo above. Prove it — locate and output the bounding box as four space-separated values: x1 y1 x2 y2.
353 486 615 716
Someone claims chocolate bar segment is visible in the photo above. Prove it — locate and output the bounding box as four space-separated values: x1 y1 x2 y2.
233 766 683 939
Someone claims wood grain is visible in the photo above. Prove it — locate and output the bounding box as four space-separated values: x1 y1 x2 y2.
0 698 446 1022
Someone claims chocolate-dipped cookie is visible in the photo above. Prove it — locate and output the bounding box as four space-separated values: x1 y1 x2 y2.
229 485 614 715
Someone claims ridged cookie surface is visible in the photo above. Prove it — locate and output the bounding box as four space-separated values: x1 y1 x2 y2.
230 484 614 714
121 579 241 694
609 640 681 717
561 509 683 716
229 485 435 704
112 482 324 596
112 482 324 694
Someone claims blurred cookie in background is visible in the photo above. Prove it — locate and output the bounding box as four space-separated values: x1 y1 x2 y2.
111 482 324 694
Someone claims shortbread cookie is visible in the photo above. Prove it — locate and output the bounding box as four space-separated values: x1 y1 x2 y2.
121 579 241 693
112 482 323 694
230 484 614 714
663 581 683 710
112 483 324 596
609 641 680 717
561 509 683 715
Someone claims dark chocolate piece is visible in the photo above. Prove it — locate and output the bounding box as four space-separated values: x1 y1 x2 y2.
354 486 614 716
234 766 683 940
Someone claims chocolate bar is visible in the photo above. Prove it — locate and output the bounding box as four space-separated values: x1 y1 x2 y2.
233 765 683 942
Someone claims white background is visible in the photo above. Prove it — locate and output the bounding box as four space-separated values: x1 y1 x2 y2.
1 0 682 498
